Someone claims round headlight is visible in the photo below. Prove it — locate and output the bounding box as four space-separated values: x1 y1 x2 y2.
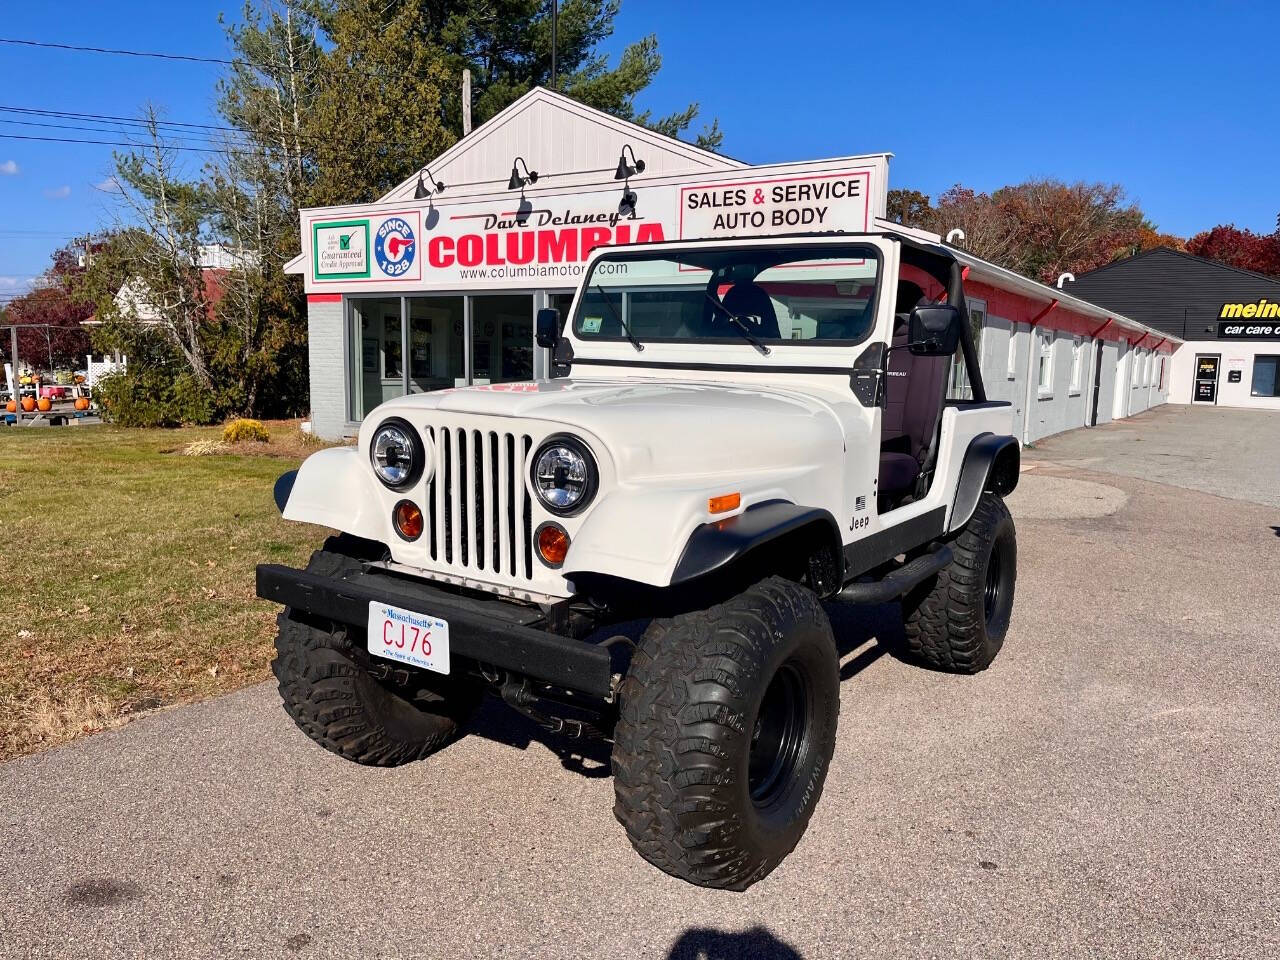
531 436 597 515
370 418 423 489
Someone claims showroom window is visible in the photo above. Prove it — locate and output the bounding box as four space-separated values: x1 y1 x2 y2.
347 292 547 422
1252 355 1280 398
1069 337 1083 393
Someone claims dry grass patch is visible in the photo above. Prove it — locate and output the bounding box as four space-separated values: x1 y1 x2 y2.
0 422 331 760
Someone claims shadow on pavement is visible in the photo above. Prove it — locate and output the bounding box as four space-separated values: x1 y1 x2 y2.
667 926 804 959
467 697 614 777
825 599 905 679
466 600 906 777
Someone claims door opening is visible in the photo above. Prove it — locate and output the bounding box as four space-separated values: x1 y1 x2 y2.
1193 354 1220 404
1089 339 1104 426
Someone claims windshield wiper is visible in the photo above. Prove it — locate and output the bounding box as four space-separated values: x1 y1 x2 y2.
594 284 643 352
704 292 771 356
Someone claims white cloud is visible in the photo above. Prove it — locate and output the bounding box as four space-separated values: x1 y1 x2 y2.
44 185 71 199
0 276 33 294
93 176 122 194
0 160 17 176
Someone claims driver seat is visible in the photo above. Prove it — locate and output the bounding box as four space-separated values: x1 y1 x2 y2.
716 281 781 339
878 314 951 504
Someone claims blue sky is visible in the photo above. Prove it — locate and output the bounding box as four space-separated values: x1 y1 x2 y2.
2 0 1278 296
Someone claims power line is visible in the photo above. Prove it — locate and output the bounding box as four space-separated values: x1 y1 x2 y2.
0 37 233 65
0 105 326 150
0 118 252 150
0 105 247 136
0 132 235 154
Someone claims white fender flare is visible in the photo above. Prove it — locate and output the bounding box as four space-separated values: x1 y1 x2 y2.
278 446 387 542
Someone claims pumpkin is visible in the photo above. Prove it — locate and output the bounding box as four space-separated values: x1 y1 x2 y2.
21 397 35 412
37 397 52 412
4 400 15 413
74 397 90 411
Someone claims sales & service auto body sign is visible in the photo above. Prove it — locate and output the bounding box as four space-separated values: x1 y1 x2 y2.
302 156 888 292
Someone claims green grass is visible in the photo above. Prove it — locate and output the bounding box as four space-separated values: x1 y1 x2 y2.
0 423 328 759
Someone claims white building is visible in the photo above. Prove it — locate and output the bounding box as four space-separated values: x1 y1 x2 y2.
1071 247 1280 411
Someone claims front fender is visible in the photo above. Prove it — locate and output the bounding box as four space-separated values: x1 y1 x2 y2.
279 446 387 541
562 486 838 590
563 488 726 587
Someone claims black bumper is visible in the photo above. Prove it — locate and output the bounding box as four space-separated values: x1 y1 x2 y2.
255 563 614 699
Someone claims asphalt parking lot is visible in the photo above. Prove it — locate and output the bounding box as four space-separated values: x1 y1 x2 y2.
2 405 1278 959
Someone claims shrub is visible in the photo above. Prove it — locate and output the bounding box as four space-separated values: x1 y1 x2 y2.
93 370 217 428
222 418 270 443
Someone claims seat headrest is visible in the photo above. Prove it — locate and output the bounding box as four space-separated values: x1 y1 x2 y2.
721 281 780 339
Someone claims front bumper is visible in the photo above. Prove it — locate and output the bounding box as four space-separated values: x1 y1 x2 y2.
255 563 614 699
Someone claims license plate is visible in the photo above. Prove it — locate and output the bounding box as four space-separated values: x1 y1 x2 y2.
367 601 450 674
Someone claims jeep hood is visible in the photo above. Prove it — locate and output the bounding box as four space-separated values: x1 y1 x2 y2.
377 378 846 481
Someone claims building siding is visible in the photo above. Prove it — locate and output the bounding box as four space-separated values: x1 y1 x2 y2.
966 277 1174 445
1069 247 1280 340
307 297 350 440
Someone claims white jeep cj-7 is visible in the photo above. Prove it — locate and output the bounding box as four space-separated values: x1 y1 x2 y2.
258 229 1020 890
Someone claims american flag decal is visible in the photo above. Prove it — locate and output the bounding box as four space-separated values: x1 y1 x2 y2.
856 496 866 511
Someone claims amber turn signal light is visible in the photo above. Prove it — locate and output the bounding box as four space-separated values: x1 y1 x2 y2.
393 500 424 541
708 492 741 515
536 522 570 567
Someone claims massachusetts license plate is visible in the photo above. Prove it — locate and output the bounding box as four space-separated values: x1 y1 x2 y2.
367 601 450 674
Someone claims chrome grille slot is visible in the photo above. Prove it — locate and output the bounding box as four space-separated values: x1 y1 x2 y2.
417 420 539 587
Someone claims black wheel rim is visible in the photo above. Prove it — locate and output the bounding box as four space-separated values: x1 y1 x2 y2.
983 547 1003 624
984 543 1005 627
748 661 808 809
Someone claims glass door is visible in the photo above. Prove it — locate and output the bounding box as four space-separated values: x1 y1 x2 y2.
407 296 465 392
1193 354 1220 404
471 294 533 385
350 297 403 421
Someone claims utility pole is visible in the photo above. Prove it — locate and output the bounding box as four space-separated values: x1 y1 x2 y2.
462 69 472 136
547 0 558 90
8 325 18 410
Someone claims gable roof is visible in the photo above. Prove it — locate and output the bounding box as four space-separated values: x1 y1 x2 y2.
1076 245 1280 287
1070 246 1280 339
378 86 744 204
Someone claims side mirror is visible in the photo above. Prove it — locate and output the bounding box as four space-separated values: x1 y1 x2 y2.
535 307 560 349
907 303 963 356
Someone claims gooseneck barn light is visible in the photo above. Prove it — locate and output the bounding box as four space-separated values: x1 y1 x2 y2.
508 157 539 190
413 166 446 199
618 186 638 218
614 143 645 180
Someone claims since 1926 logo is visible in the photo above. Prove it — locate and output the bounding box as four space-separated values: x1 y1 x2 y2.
374 216 416 277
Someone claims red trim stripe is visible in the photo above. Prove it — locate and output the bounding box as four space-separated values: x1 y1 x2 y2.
307 293 342 303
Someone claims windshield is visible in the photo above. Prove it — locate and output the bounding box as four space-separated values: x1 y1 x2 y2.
573 244 881 346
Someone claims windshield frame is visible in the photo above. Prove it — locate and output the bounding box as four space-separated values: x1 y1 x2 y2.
570 242 884 350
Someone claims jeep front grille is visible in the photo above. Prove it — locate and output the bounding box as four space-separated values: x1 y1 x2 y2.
423 427 535 582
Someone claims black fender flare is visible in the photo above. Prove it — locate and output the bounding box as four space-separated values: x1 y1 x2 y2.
949 433 1019 532
670 500 843 585
274 469 298 514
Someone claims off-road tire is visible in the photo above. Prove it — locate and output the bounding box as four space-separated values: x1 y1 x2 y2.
902 492 1017 673
272 536 483 766
611 577 840 891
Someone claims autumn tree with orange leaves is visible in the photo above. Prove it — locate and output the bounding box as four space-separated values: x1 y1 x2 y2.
887 180 1186 284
